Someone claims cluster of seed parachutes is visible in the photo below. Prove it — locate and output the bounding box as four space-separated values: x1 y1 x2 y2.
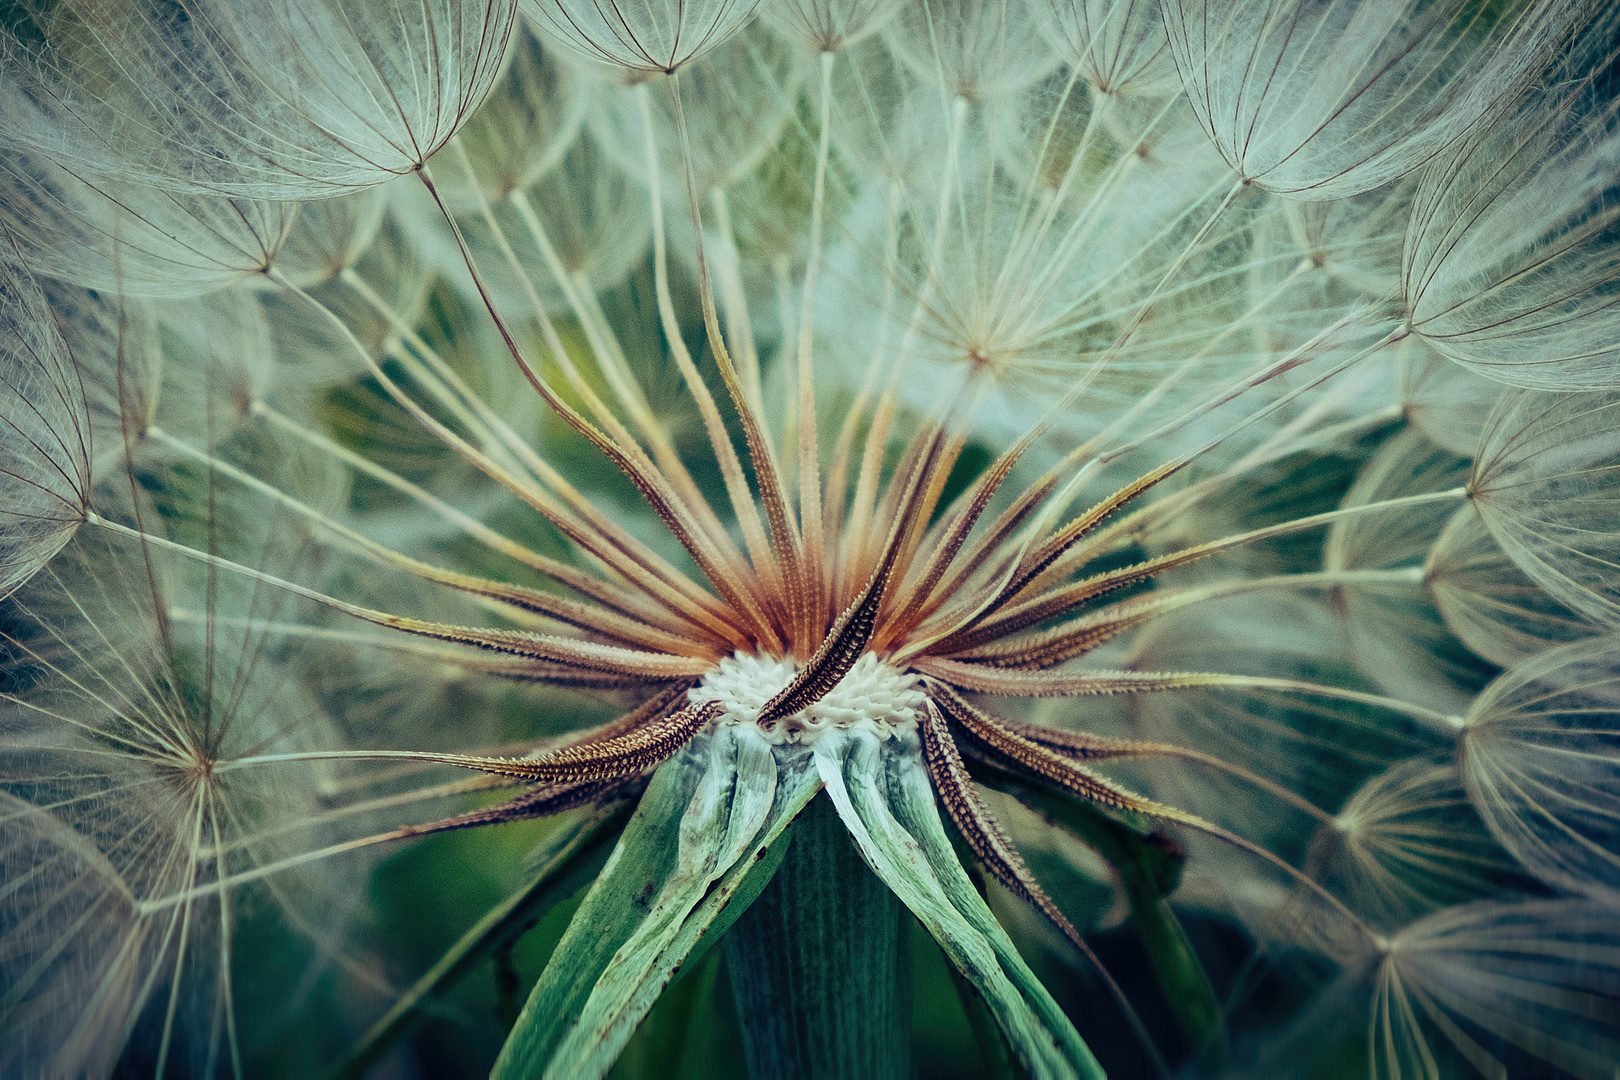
2 0 1619 1077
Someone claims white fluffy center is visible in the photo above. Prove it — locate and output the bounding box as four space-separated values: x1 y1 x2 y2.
691 652 926 744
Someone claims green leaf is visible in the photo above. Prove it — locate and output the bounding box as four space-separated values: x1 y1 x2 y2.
812 729 1104 1080
493 728 821 1080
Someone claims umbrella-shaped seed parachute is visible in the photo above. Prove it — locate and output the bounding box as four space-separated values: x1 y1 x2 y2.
0 0 518 199
1162 0 1584 200
0 258 89 601
1469 387 1620 630
1456 633 1620 899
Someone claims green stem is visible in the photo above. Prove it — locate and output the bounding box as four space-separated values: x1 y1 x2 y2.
945 865 1029 1080
722 794 911 1080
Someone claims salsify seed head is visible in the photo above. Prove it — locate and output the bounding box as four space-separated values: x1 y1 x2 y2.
3 1 1620 1078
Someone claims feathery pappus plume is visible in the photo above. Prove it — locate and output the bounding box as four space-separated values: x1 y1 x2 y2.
2 0 1619 1077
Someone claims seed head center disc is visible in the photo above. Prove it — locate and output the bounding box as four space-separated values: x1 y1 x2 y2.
692 652 925 744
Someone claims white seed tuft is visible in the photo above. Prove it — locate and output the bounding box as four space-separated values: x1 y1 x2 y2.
692 652 925 744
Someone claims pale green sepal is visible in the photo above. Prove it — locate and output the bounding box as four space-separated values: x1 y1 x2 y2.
490 742 709 1080
813 727 1103 1080
884 746 1105 1079
668 749 823 985
492 727 818 1080
553 737 823 1079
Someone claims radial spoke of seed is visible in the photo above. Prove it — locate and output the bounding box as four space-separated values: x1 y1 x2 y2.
699 188 764 421
914 698 1169 1070
167 610 696 693
908 359 1130 615
792 51 838 640
416 166 782 651
327 614 712 680
918 699 1089 946
915 376 1161 630
144 426 712 657
1090 314 1401 486
639 81 798 652
859 411 969 643
882 423 1043 646
954 565 1422 658
326 608 710 679
905 466 1072 642
916 659 1453 725
242 697 723 788
985 714 1334 825
222 683 698 778
253 402 665 625
394 778 636 838
927 322 1410 654
446 139 768 621
136 777 616 917
825 182 902 584
892 312 1196 643
1004 665 1462 731
83 514 714 680
990 460 1184 617
665 76 815 654
939 607 1156 669
929 683 1376 937
488 698 725 784
757 426 947 723
338 265 527 460
533 681 701 756
931 487 1469 661
843 378 901 595
1025 459 1185 576
930 681 1161 813
856 409 953 598
476 663 671 690
883 428 971 599
504 184 759 610
906 190 1305 639
895 446 1176 663
845 99 968 587
270 266 751 649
